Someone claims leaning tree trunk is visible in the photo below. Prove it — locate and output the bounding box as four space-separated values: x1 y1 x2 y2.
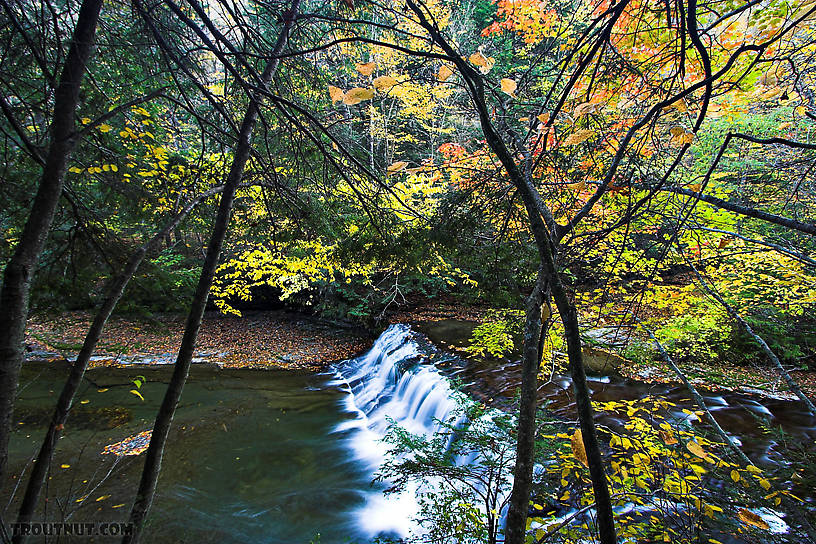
122 4 299 542
13 186 227 541
0 0 104 483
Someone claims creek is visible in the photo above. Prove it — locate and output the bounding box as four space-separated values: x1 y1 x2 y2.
6 322 815 542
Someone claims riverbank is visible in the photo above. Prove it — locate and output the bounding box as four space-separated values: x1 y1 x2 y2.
25 310 370 371
24 306 816 401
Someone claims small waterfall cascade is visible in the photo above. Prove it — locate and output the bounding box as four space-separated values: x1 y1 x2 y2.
330 324 466 538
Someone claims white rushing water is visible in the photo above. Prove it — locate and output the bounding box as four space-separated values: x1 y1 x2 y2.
330 324 464 539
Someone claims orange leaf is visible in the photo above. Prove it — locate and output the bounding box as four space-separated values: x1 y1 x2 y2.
343 87 375 105
373 76 397 91
386 161 408 174
738 509 770 530
355 62 376 76
328 85 344 103
562 129 595 146
437 65 454 81
571 429 588 467
500 78 517 96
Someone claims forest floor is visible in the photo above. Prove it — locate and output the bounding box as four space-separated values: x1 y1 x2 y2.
24 303 816 399
24 310 370 371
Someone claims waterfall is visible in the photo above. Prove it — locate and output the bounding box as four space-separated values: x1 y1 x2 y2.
330 324 464 539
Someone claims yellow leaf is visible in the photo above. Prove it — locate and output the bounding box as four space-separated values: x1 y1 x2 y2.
573 102 598 116
60 464 70 469
95 495 111 502
98 124 112 133
570 429 588 467
500 78 517 96
328 85 344 103
795 105 807 116
80 399 90 405
112 504 126 509
731 470 741 482
342 87 374 105
97 388 109 393
686 440 707 458
130 389 145 401
355 61 376 76
81 118 91 125
537 113 550 124
386 161 408 174
662 100 688 113
737 509 770 530
562 129 595 146
759 478 771 490
670 126 695 146
68 167 83 174
373 76 397 91
437 65 454 81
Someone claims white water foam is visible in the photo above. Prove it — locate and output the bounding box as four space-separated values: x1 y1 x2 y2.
330 324 463 539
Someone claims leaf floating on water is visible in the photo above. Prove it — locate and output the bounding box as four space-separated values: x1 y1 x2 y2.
562 129 595 146
130 389 144 401
659 429 678 445
468 52 495 73
60 464 70 469
96 495 111 502
102 430 152 456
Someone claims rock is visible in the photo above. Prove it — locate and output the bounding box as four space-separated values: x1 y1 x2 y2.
582 345 628 375
582 327 632 349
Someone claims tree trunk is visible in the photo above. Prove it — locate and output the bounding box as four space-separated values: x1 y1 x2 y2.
550 279 617 544
0 0 104 483
504 274 545 544
122 4 299 541
13 187 226 541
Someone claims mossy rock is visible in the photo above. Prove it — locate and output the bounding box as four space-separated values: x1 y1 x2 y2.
582 346 628 375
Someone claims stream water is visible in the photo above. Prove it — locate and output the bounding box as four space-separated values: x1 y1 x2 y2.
5 322 815 543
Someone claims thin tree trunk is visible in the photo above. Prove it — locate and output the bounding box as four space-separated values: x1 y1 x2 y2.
639 323 753 466
122 4 299 541
13 186 226 540
0 0 104 483
504 273 545 544
397 6 617 541
687 258 816 417
549 278 617 544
